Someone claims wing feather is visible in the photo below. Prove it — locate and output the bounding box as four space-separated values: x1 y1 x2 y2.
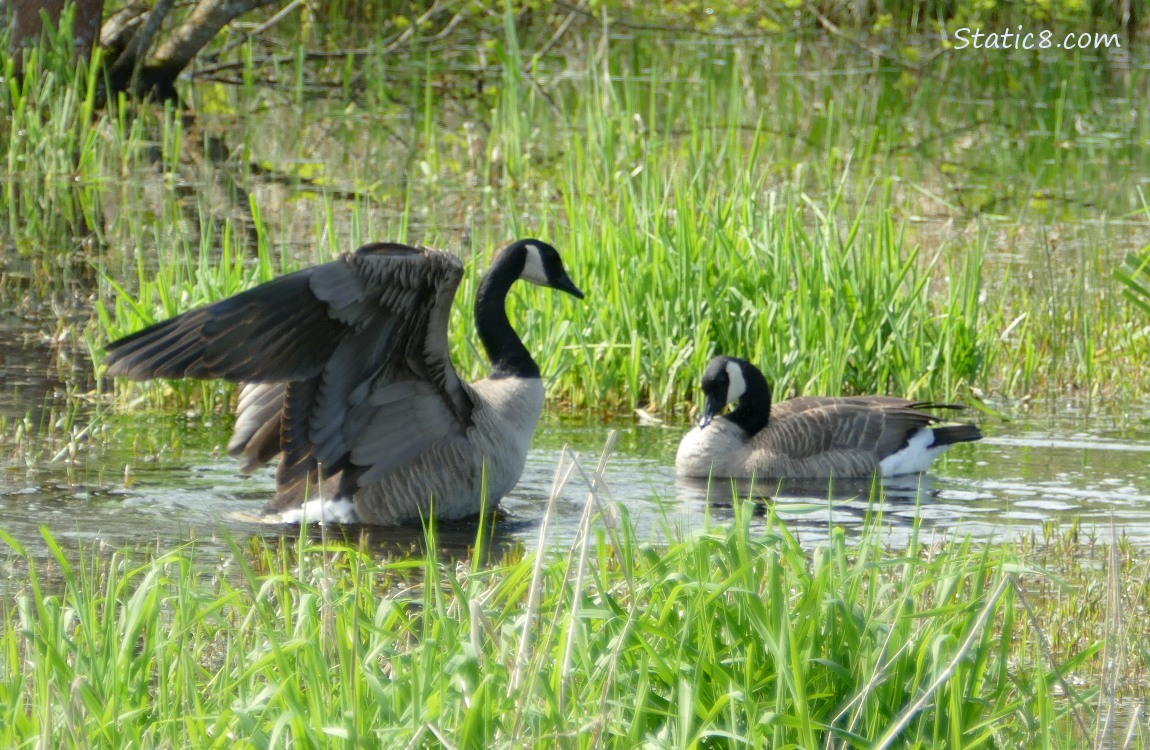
105 243 477 503
229 383 286 472
352 382 462 483
751 402 939 474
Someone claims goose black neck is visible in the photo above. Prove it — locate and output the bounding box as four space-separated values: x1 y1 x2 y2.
475 257 540 380
724 366 773 436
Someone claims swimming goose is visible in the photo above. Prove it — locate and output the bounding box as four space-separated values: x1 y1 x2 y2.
676 356 982 480
104 239 583 525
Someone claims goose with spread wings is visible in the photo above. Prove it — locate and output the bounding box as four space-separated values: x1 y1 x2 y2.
676 356 982 480
104 239 584 525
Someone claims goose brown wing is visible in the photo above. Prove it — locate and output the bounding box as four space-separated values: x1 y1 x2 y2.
758 403 938 460
770 395 917 420
824 405 938 458
105 243 477 493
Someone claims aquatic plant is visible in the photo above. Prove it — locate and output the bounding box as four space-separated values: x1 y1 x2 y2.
1115 243 1150 316
0 460 1144 748
2 12 1147 420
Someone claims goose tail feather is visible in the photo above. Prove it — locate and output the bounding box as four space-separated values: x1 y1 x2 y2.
930 423 983 447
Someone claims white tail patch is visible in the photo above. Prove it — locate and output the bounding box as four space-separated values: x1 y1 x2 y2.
519 243 549 285
280 496 360 525
879 427 952 476
725 360 747 405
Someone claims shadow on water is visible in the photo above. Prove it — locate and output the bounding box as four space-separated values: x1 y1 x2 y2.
272 511 537 563
674 472 938 523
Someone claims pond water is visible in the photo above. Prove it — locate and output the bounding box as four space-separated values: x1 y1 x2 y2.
2 39 1149 563
3 299 1150 558
3 383 1150 562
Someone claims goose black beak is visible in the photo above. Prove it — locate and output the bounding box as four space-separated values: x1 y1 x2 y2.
698 395 722 429
553 273 584 300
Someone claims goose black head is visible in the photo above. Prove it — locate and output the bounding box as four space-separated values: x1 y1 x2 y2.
477 239 584 381
509 239 584 299
699 356 752 428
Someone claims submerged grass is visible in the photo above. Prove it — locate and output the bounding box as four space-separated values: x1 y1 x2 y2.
0 489 1146 748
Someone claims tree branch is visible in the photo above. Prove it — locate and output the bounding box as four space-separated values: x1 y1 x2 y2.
148 0 279 80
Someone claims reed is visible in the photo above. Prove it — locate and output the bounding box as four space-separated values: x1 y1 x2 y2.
0 485 1144 748
2 14 1147 419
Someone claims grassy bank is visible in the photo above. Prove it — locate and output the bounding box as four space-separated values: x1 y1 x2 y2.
0 494 1145 747
3 15 1148 748
2 18 1149 422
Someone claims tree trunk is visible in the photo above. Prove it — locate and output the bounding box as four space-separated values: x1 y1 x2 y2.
5 0 105 75
99 0 278 100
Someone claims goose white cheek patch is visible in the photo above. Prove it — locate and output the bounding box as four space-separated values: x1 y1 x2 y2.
725 360 747 404
519 243 549 285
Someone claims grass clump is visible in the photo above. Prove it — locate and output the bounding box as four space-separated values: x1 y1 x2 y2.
1115 240 1150 316
2 20 105 267
3 495 1142 748
4 15 1149 421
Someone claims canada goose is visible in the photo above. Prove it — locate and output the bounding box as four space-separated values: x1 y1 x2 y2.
104 239 583 525
676 356 982 480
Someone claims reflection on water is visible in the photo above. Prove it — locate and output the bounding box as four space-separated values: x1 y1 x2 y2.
5 407 1150 562
511 416 1150 550
0 313 69 426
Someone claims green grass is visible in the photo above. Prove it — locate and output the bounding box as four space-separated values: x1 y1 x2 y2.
1115 230 1150 316
0 488 1145 748
3 15 1149 422
2 15 1147 749
3 23 104 267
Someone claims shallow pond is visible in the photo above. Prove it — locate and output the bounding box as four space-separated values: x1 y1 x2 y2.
2 38 1149 563
3 396 1150 561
